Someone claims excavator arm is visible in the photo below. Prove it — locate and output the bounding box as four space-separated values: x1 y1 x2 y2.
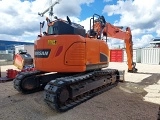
91 14 137 73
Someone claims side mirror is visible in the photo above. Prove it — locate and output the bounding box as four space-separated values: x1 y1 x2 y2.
41 21 45 28
39 21 45 36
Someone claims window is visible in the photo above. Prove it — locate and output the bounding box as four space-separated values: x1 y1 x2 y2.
48 26 58 35
48 26 53 34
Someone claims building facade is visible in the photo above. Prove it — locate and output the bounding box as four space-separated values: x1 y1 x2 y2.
150 38 160 48
0 40 34 53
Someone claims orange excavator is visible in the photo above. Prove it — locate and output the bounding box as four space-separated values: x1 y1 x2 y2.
13 14 137 112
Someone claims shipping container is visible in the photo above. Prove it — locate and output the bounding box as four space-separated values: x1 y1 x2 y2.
123 49 136 62
136 49 141 63
141 48 160 65
15 45 34 58
123 49 141 63
110 49 123 62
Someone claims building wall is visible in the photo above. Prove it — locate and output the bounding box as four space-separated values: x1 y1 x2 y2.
123 49 137 63
15 45 34 58
0 40 34 51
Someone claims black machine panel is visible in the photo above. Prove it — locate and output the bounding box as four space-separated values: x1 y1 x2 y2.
48 21 86 37
19 53 33 66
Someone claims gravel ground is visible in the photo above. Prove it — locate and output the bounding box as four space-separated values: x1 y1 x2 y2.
0 62 160 120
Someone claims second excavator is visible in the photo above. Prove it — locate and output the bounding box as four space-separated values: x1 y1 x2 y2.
13 14 137 112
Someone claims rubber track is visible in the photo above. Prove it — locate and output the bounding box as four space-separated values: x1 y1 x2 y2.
13 70 43 94
44 69 118 112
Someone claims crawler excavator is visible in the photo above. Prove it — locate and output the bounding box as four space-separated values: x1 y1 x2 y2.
13 14 137 112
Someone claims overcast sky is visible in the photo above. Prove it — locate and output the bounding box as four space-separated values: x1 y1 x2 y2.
0 0 160 48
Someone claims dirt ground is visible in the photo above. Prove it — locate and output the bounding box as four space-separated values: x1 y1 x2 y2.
0 62 160 120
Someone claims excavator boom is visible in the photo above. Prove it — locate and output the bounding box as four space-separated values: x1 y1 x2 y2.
91 14 137 72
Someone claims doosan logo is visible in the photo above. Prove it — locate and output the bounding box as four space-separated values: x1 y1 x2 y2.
35 51 49 56
35 49 50 58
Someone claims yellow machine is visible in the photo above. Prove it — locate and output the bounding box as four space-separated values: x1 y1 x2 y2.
13 50 33 70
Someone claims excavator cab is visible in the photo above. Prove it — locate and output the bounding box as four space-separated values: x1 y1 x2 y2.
88 14 106 39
